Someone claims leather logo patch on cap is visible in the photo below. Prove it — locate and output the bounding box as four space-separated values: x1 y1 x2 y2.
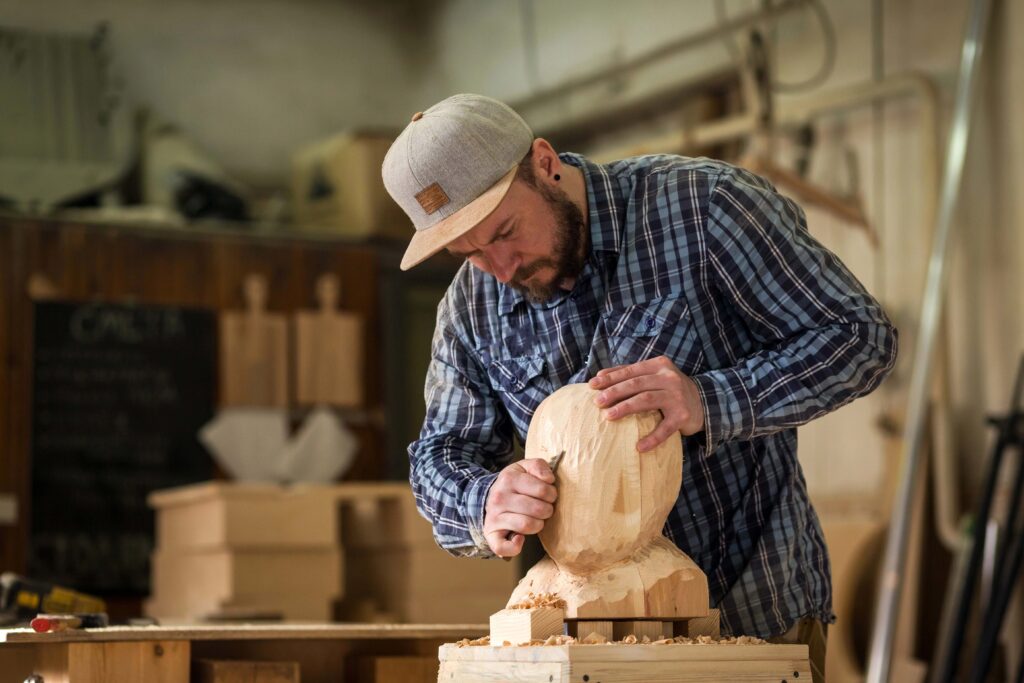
415 182 450 215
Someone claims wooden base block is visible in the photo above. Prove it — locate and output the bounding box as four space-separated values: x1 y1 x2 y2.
194 659 299 683
438 642 812 683
680 608 721 638
568 620 613 642
490 607 565 645
611 620 672 641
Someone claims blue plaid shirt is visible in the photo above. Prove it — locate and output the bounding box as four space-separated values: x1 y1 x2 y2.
409 153 898 638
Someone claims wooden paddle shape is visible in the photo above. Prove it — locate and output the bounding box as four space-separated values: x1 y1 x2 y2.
293 273 364 408
219 274 288 407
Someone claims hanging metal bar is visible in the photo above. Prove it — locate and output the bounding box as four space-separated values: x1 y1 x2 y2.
508 0 809 114
864 0 994 680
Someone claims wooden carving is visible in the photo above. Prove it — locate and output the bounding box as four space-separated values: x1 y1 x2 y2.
507 383 709 619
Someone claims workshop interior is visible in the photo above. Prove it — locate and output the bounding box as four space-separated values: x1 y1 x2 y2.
0 0 1022 681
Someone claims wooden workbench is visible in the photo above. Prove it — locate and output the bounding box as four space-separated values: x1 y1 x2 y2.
439 641 812 682
0 623 487 683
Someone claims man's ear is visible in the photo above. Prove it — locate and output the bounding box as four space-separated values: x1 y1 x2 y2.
530 138 561 182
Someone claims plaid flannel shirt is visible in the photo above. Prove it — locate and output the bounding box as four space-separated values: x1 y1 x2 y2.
408 153 898 638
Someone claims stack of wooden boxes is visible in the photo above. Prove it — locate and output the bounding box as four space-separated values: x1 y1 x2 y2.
336 483 518 623
147 481 518 624
146 482 342 621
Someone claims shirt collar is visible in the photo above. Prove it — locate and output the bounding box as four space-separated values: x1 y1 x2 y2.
496 153 624 316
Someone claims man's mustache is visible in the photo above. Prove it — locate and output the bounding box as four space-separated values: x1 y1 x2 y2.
512 259 557 285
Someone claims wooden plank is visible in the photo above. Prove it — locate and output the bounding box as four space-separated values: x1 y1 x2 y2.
194 659 300 683
1 623 486 644
0 643 39 683
437 642 809 663
360 655 438 683
438 643 812 683
34 641 190 683
489 607 564 645
564 658 812 682
437 660 565 683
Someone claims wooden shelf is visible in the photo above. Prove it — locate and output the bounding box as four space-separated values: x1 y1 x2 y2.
1 623 486 644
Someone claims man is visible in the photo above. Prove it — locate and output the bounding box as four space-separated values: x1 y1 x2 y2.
382 94 897 679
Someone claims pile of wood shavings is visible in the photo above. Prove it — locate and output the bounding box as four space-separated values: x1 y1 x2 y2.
454 634 766 647
506 592 567 610
454 636 492 647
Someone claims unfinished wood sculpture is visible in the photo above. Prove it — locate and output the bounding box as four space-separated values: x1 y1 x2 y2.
507 383 709 619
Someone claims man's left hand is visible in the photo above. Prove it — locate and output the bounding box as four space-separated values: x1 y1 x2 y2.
588 356 705 452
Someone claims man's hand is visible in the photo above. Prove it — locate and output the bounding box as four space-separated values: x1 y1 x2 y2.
484 459 558 558
588 355 705 452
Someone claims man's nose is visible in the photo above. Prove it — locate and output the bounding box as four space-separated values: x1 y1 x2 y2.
488 251 519 284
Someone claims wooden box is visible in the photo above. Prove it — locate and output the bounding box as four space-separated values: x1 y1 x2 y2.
291 131 408 240
148 548 342 621
333 482 517 623
437 642 812 682
149 482 339 551
335 483 434 549
342 544 516 623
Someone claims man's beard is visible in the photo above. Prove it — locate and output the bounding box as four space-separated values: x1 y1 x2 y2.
509 184 587 304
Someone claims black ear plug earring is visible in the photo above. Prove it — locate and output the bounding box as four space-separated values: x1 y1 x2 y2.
554 174 561 181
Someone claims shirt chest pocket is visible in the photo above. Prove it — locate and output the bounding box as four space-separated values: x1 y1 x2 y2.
603 295 704 374
486 354 547 394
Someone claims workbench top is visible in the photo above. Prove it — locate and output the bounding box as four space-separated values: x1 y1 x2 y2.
0 622 487 644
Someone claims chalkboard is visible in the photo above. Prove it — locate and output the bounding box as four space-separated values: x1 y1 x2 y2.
30 301 216 594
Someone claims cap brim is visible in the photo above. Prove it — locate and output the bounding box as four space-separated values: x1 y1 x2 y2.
400 166 518 271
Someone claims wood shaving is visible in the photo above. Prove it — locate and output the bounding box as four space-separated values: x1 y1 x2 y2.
452 633 767 647
507 592 567 610
668 635 767 645
454 636 491 647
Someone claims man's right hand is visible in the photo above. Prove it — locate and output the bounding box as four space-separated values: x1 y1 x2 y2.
484 459 558 558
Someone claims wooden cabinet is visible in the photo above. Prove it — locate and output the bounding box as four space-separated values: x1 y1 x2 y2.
0 216 455 613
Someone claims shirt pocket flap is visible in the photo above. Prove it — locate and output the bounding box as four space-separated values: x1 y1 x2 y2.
605 295 691 338
487 355 546 393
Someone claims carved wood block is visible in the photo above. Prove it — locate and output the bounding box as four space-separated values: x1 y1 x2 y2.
680 608 721 638
568 620 613 642
612 621 672 641
489 607 565 645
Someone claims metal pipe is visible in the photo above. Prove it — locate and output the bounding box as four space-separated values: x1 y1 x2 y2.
865 0 994 679
509 0 810 114
593 72 939 166
933 358 1024 683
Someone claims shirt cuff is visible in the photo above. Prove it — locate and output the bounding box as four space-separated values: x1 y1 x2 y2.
691 367 756 453
464 470 500 558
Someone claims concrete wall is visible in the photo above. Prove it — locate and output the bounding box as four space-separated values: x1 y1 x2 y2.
0 0 429 186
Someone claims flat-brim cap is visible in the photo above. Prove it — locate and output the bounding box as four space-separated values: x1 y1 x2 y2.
381 94 533 270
